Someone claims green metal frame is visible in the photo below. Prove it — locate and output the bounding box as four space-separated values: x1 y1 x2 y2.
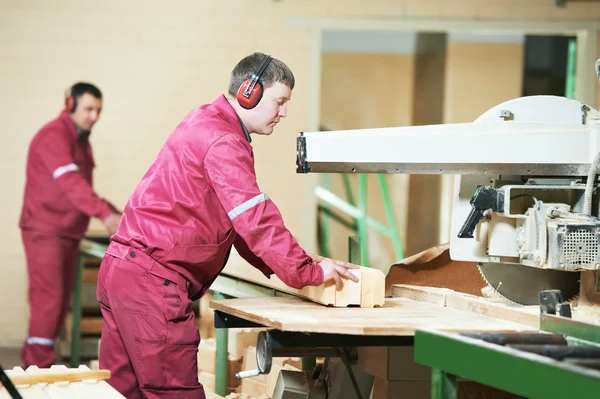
540 313 600 345
415 327 600 399
317 173 404 266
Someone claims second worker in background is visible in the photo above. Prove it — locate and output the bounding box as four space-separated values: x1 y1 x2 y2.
20 82 121 368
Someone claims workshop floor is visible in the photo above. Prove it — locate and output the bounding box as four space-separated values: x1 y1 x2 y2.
0 347 22 369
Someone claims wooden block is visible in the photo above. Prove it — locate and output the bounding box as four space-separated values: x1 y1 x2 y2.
222 258 385 308
199 371 215 393
200 293 216 339
197 338 241 385
299 280 336 306
228 329 265 361
197 338 216 374
301 267 384 308
359 268 385 308
240 377 267 398
334 269 361 307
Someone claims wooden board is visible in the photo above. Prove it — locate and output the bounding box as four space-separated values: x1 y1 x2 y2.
222 252 385 308
210 297 536 336
391 284 540 328
1 365 124 398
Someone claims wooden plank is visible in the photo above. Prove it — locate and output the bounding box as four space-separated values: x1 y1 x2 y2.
210 296 536 336
221 253 384 307
4 369 109 386
391 284 539 328
2 366 124 399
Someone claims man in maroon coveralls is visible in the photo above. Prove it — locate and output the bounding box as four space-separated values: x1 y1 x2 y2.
19 82 122 368
97 53 359 398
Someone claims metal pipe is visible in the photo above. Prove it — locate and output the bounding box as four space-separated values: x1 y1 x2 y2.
508 344 600 360
460 333 566 346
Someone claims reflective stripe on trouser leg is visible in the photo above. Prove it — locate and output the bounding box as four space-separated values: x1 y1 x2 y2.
26 337 55 346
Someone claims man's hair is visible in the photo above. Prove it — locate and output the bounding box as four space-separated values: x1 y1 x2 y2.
70 82 102 100
228 52 295 97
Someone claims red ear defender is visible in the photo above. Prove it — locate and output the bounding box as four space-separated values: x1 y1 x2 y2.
236 79 263 110
65 95 75 112
236 55 272 110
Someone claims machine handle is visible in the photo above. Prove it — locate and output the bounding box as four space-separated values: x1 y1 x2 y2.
457 207 484 238
458 186 503 239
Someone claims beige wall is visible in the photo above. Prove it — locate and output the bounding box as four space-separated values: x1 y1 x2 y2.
1 0 600 344
443 41 526 124
320 53 415 270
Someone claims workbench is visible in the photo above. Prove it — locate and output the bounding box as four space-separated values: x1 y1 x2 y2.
210 293 600 399
210 295 538 398
209 296 535 335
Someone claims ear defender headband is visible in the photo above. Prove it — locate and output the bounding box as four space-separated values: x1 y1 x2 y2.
236 55 273 110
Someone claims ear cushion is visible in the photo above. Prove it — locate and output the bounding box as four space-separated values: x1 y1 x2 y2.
236 79 263 110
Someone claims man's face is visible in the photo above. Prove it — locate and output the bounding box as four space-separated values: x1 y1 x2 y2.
70 93 102 131
247 81 291 135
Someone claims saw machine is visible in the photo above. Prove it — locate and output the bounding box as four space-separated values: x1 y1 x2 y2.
297 94 600 308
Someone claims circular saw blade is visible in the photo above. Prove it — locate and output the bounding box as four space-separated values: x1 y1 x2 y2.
477 263 580 305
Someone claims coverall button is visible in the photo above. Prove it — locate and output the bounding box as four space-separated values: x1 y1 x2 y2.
129 251 136 258
164 279 171 286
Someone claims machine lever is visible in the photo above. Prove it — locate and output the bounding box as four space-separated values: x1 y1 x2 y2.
458 186 504 238
235 369 261 379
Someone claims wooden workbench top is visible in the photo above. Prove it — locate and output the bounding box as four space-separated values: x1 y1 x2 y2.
209 296 536 336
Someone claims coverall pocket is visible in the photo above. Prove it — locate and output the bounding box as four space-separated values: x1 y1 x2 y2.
161 228 235 268
162 277 184 322
110 264 148 315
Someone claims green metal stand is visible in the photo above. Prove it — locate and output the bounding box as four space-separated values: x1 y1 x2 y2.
317 173 404 267
431 369 457 399
214 292 230 396
70 255 85 367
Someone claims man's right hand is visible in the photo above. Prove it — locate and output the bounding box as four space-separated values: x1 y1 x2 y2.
317 258 360 290
103 213 121 235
